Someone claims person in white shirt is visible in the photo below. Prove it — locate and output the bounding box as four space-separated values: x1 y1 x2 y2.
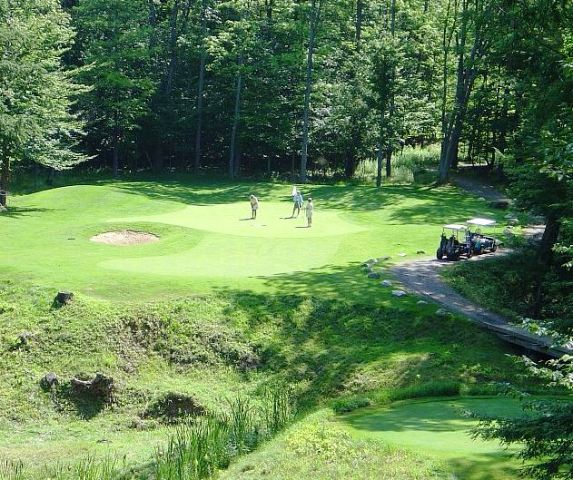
249 195 259 219
292 189 304 218
305 197 314 227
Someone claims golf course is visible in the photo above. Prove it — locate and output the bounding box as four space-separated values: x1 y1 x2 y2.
2 180 505 300
2 0 572 477
0 176 552 479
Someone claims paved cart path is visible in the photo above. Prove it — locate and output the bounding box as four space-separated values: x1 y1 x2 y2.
391 174 569 357
390 255 571 357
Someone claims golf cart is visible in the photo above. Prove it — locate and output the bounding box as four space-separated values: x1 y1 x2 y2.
466 218 498 255
436 224 472 260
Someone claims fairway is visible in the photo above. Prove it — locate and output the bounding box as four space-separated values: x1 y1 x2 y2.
343 397 525 480
1 179 500 301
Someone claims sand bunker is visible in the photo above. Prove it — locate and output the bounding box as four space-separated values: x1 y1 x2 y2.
90 230 159 246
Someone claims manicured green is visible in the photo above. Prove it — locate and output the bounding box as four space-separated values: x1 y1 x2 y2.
1 179 504 301
343 397 526 480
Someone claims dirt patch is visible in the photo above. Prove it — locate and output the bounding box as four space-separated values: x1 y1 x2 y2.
90 230 159 246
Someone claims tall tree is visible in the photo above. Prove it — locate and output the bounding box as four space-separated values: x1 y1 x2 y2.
193 0 209 173
73 0 152 176
0 0 85 207
437 0 491 183
300 0 323 182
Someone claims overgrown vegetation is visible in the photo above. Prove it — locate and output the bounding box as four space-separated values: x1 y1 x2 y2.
0 273 536 476
444 250 573 340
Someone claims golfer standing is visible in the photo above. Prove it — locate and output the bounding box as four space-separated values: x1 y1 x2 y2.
305 197 314 227
250 194 259 219
292 189 304 218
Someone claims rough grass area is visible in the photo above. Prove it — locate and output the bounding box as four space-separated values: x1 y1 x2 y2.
220 410 449 479
0 279 533 475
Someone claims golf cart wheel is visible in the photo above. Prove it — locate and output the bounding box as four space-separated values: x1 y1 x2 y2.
491 243 498 252
467 248 473 259
436 248 444 260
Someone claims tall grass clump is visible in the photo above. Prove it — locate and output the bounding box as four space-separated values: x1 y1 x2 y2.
155 390 295 480
263 388 296 434
357 145 440 184
154 417 230 480
0 457 126 480
0 460 25 480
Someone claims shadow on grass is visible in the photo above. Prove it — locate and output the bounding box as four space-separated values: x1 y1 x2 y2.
0 206 53 218
448 455 522 480
213 274 503 408
113 180 487 223
56 385 107 420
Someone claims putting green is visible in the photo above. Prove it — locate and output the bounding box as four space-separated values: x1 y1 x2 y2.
0 180 501 300
110 202 366 238
343 397 525 480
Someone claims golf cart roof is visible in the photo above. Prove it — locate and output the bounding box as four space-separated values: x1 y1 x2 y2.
467 218 497 226
443 224 466 230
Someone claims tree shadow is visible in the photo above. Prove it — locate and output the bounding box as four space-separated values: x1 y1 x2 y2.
0 206 53 218
114 179 280 206
113 180 496 225
55 384 107 420
213 279 498 408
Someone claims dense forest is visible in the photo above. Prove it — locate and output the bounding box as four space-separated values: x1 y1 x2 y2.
0 0 568 182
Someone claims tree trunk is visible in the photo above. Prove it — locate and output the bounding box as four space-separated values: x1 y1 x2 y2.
355 0 363 45
0 157 10 207
229 56 243 179
538 214 560 266
531 215 561 317
164 0 180 95
385 149 392 178
300 0 321 182
387 0 396 179
376 144 383 187
112 146 119 177
438 1 481 184
194 0 207 174
344 0 364 180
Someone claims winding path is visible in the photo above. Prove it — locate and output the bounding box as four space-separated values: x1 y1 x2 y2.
390 175 570 358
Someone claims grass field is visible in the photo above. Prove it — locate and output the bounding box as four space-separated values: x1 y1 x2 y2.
343 397 527 480
0 177 540 478
1 178 505 301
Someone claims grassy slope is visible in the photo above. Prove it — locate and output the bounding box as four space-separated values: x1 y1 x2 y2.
221 410 449 480
0 179 532 476
222 397 530 480
0 279 530 474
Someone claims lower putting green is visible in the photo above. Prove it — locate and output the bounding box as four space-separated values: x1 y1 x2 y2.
343 397 525 480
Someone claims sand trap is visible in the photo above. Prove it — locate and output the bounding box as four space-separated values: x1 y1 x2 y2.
90 230 159 246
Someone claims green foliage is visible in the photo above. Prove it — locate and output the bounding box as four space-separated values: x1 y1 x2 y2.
0 0 86 204
444 252 573 338
474 356 573 480
332 395 373 414
154 392 294 480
